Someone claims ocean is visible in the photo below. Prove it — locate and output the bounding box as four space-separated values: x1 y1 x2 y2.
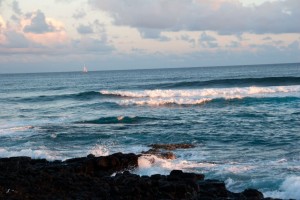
0 63 300 199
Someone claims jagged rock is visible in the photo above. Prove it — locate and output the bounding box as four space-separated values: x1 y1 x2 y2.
0 154 270 200
142 143 195 160
242 189 264 199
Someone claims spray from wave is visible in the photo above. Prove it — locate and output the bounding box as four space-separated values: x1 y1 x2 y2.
264 176 300 199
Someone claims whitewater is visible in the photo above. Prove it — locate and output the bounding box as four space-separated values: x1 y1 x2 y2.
0 63 300 199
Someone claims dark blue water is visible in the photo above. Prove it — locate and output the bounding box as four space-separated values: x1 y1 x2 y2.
1 63 300 198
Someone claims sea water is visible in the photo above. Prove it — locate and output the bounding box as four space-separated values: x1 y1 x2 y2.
0 63 300 199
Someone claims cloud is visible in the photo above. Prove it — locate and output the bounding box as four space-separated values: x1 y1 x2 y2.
200 32 216 42
77 24 93 34
0 15 6 31
88 0 300 34
288 41 299 50
12 0 22 15
55 0 73 3
71 37 114 53
199 32 218 48
73 10 86 19
263 36 272 40
23 10 55 34
1 30 38 48
180 34 196 47
227 41 240 48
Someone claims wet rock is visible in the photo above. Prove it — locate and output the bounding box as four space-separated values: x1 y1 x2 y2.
142 143 195 160
0 154 270 200
242 188 264 199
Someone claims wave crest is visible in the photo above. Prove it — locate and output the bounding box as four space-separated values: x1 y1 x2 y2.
101 85 300 99
100 85 300 106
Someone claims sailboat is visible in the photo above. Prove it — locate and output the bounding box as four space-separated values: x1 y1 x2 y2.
83 64 88 73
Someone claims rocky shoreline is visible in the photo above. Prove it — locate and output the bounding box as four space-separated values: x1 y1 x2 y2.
0 145 276 199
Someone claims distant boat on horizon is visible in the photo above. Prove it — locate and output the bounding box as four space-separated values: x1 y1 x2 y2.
83 64 88 73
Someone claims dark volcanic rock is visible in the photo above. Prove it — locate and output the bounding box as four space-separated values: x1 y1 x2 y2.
0 154 268 200
142 143 195 160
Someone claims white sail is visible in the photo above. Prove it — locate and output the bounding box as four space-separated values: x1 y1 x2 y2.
83 64 88 73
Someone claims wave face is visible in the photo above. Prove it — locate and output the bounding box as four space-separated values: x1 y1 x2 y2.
12 91 104 103
78 116 155 124
146 76 300 89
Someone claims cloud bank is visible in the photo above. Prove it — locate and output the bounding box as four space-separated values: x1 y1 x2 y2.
0 0 299 73
89 0 300 34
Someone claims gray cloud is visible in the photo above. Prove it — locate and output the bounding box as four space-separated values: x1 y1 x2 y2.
77 24 93 34
23 10 55 33
263 36 272 41
71 37 114 53
180 35 196 47
1 30 42 48
199 32 218 48
73 10 86 19
288 41 299 50
138 28 170 41
10 14 19 22
200 32 216 42
12 0 21 15
88 0 300 34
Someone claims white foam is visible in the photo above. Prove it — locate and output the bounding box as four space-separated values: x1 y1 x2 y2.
121 98 212 106
225 178 236 188
117 116 124 121
101 85 300 98
8 126 34 131
89 144 109 156
264 176 300 199
0 148 63 161
101 85 300 106
225 165 255 173
0 125 35 136
134 154 216 176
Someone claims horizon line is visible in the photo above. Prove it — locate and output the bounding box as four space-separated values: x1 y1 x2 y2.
0 62 299 75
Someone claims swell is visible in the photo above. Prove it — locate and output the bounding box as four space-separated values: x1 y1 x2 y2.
77 116 157 124
147 76 300 89
12 91 117 103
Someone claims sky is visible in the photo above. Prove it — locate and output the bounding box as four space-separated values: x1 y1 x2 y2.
0 0 299 73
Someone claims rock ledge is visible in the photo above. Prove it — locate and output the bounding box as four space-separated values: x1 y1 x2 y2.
0 153 271 199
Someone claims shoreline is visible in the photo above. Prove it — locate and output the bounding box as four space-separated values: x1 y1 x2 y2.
0 150 276 199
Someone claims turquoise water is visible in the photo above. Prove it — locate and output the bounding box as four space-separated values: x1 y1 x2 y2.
0 63 300 198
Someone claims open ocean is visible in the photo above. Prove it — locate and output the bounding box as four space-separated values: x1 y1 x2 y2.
0 63 300 199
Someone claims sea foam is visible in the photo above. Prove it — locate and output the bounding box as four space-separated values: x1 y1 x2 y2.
101 85 300 106
264 176 300 199
0 148 63 161
100 85 300 98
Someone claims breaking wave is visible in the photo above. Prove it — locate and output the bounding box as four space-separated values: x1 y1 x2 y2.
0 148 63 161
264 176 300 199
100 85 300 99
100 85 300 106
